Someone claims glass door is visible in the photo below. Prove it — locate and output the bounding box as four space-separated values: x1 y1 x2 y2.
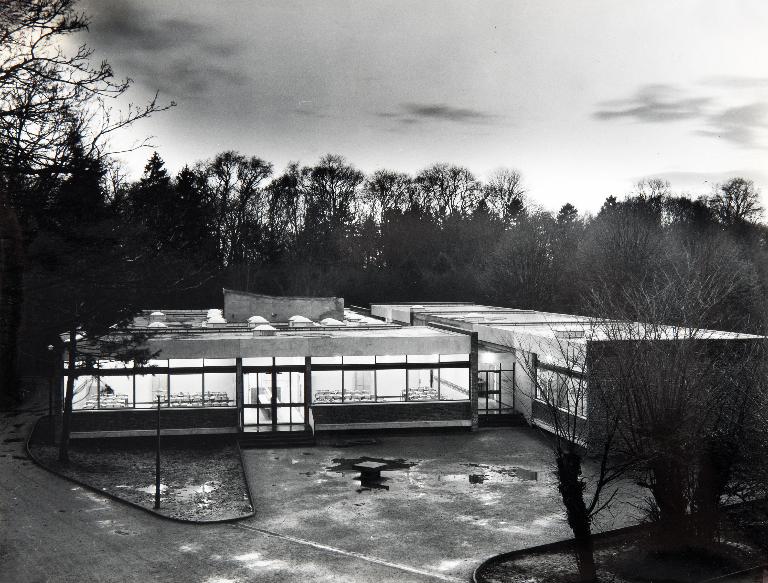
243 371 274 426
243 367 306 428
274 371 305 425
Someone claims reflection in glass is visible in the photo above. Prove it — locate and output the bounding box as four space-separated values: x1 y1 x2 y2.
312 370 342 403
135 373 169 408
440 367 470 400
204 372 235 406
72 375 99 410
343 370 374 402
408 369 439 400
169 374 203 407
376 369 406 401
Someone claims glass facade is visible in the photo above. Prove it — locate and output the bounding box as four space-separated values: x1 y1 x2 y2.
67 353 471 411
71 358 237 410
536 368 587 418
310 354 470 404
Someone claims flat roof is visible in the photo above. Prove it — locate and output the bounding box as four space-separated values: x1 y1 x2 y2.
143 325 464 341
372 302 761 341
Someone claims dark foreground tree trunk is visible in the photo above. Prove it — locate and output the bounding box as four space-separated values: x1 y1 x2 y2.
59 329 77 464
557 449 598 582
649 457 691 544
693 440 735 543
0 191 23 409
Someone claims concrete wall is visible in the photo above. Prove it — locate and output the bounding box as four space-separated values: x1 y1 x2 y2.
223 289 344 322
312 401 472 431
370 304 413 324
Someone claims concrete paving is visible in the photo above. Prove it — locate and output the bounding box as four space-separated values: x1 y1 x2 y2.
1 393 640 583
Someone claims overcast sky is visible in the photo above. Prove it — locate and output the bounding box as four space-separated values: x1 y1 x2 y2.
77 0 768 212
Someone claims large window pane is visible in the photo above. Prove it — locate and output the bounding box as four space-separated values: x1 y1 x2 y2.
135 373 169 408
99 359 133 369
204 372 235 406
376 369 406 401
407 354 439 364
169 358 203 368
536 369 586 418
311 356 342 365
243 357 272 367
137 359 168 372
98 375 133 408
440 367 469 400
344 355 374 365
343 370 374 402
408 368 439 400
169 374 203 407
204 358 236 367
440 354 469 363
275 356 305 366
376 354 406 364
312 370 342 403
71 375 99 410
244 372 272 405
275 371 303 404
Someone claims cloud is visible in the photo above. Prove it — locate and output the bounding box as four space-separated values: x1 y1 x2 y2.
697 102 768 147
378 103 498 125
595 84 768 148
82 0 247 98
593 84 710 122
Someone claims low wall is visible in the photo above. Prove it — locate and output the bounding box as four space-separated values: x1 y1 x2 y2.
312 401 472 431
70 408 239 437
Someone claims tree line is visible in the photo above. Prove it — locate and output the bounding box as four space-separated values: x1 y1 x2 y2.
2 0 768 409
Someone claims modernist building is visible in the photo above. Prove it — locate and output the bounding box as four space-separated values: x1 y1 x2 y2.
63 291 760 441
64 291 476 439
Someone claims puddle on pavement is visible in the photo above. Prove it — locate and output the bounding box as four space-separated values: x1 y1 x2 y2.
332 438 379 448
439 464 539 485
175 481 222 503
137 484 168 495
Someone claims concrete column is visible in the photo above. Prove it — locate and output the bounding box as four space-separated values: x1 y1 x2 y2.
470 331 479 430
304 356 312 431
235 357 243 431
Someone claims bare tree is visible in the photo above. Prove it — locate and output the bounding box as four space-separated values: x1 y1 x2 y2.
364 169 413 219
199 151 273 266
586 241 766 545
512 325 628 582
0 0 172 405
484 167 526 222
415 163 483 217
708 177 763 226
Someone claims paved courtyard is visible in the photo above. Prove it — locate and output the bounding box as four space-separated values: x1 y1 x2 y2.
2 396 641 583
241 428 640 582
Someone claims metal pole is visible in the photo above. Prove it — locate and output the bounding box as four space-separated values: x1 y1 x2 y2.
154 395 161 509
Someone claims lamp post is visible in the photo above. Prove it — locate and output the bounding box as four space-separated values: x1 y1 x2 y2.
155 395 161 509
47 344 56 443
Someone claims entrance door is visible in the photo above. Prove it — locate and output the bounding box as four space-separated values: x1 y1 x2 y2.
478 370 502 414
243 371 274 426
243 367 305 429
274 371 305 425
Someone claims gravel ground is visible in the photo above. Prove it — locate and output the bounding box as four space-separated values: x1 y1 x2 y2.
28 438 253 521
